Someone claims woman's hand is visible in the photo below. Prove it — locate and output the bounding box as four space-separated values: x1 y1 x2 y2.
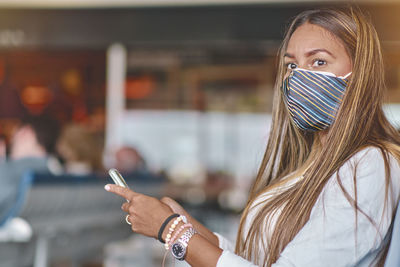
105 184 174 239
105 185 219 247
106 184 223 267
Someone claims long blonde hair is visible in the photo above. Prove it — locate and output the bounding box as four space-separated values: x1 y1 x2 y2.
235 6 400 267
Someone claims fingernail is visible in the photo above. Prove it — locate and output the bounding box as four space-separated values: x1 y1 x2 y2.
104 184 111 191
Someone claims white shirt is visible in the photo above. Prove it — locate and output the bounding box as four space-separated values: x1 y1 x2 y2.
216 147 400 267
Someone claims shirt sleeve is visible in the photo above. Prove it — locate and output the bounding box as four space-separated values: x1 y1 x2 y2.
271 147 400 267
217 250 259 267
214 232 260 266
214 232 235 251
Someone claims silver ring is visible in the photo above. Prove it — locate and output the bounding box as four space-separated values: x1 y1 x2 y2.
125 214 132 225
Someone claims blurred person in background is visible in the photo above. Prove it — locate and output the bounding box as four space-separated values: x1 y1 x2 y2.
0 134 6 163
113 146 147 174
56 123 104 175
0 115 62 235
105 6 400 267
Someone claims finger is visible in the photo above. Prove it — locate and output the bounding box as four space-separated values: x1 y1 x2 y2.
121 202 130 212
105 184 137 200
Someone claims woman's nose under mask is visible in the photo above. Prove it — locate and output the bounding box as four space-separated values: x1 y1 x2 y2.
282 68 351 132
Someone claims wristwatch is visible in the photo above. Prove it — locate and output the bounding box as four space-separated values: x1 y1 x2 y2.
171 228 197 261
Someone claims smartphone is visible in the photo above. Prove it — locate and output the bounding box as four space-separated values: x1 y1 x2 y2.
108 168 131 223
108 168 129 188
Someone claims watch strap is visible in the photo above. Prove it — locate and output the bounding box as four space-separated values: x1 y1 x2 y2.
178 227 197 247
171 227 197 261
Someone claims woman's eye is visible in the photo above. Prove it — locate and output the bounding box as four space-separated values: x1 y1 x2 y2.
312 59 326 67
287 63 297 70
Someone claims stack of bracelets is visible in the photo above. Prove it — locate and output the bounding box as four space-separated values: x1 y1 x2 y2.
157 213 198 261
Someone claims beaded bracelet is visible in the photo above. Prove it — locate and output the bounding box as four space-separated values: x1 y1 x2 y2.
158 213 179 243
164 215 187 246
165 223 193 250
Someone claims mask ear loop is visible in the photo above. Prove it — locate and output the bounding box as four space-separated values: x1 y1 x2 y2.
340 72 352 79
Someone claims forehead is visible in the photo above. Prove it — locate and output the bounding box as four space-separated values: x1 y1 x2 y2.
286 23 345 55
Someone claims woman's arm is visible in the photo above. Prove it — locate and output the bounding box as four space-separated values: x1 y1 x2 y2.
105 184 259 266
171 232 223 266
158 199 258 267
160 196 219 246
105 184 226 266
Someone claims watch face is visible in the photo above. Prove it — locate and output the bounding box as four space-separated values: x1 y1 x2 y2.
172 242 186 260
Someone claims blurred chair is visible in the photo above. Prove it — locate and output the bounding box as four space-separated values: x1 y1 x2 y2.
0 171 159 267
385 201 400 267
0 169 166 267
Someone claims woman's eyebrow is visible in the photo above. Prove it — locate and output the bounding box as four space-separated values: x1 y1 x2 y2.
283 52 295 58
305 48 336 58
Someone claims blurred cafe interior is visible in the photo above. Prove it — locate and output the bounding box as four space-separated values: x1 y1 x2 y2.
1 0 400 266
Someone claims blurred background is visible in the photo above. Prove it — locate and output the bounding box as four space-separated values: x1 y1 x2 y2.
1 0 400 266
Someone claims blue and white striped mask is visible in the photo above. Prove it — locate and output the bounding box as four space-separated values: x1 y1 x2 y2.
282 68 351 132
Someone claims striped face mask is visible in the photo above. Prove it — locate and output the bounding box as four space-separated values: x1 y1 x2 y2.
282 68 351 132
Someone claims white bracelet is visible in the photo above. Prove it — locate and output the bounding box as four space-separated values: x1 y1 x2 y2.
164 215 187 247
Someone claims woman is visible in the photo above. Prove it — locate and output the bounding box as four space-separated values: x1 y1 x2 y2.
105 6 400 267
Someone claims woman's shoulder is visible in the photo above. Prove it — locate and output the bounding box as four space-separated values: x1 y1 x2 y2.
345 145 400 171
332 145 400 193
318 145 400 212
